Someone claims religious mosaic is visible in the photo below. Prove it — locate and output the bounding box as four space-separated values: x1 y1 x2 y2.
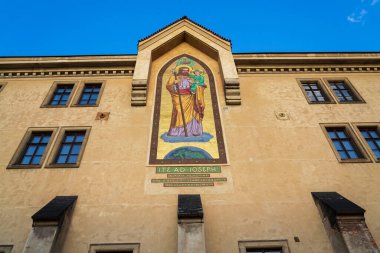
150 54 227 164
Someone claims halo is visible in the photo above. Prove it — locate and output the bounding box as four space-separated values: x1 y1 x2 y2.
175 64 193 73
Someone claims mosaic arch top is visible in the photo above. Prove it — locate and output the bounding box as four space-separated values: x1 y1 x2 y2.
149 54 227 165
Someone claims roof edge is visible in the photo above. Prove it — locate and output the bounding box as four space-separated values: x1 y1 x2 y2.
138 16 231 44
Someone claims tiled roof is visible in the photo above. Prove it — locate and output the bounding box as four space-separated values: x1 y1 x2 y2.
138 16 231 43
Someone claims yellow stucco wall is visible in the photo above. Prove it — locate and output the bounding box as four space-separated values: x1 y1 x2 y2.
0 43 379 253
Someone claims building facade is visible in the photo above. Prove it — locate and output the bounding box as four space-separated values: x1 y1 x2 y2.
0 17 380 253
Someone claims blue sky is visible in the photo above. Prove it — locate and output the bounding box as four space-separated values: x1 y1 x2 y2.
0 0 379 56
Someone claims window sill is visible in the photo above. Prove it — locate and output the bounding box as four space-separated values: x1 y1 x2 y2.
45 164 80 168
7 164 42 169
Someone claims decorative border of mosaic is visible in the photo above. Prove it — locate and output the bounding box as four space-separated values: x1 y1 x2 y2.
149 54 227 165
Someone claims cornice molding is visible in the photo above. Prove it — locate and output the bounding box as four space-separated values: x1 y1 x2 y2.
237 66 380 75
0 68 134 79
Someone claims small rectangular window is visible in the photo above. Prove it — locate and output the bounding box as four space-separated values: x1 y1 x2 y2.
7 128 58 169
19 132 52 165
50 84 74 105
247 250 282 253
55 131 85 164
89 243 139 253
0 245 13 253
356 125 380 161
46 127 91 168
327 127 363 159
72 81 105 107
0 82 7 93
298 79 334 104
239 241 289 253
325 78 364 103
321 124 370 163
79 83 101 105
41 81 78 108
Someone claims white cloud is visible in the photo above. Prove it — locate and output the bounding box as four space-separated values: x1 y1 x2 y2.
347 9 368 23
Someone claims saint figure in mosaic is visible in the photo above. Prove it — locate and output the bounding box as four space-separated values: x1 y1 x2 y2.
166 58 206 137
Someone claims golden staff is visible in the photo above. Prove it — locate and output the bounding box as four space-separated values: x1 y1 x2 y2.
174 70 189 137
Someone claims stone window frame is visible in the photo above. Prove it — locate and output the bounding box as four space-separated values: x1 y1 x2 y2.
41 81 79 108
88 243 140 253
0 245 13 253
352 122 380 163
0 82 7 93
238 240 290 253
320 123 371 163
71 80 106 107
7 127 59 169
45 126 91 168
323 78 365 104
297 78 335 104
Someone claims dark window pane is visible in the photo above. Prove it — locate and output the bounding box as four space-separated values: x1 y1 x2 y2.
67 155 78 163
339 151 348 159
56 155 67 164
370 131 379 138
41 136 50 143
342 141 353 150
31 136 41 143
368 141 376 150
361 131 370 138
64 135 75 142
337 131 347 138
333 141 343 150
25 145 36 155
31 155 42 164
60 144 71 155
71 144 81 155
21 156 32 164
348 151 359 159
75 135 84 142
36 146 46 155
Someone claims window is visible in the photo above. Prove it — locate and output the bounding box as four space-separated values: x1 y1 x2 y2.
355 125 380 161
72 81 105 107
247 250 282 253
79 83 101 105
72 81 105 106
325 78 364 103
46 127 91 168
88 243 139 253
50 84 74 105
0 245 13 253
41 81 78 108
0 82 7 93
239 241 289 253
7 128 58 169
56 131 85 164
321 124 370 163
19 132 52 165
298 79 334 104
